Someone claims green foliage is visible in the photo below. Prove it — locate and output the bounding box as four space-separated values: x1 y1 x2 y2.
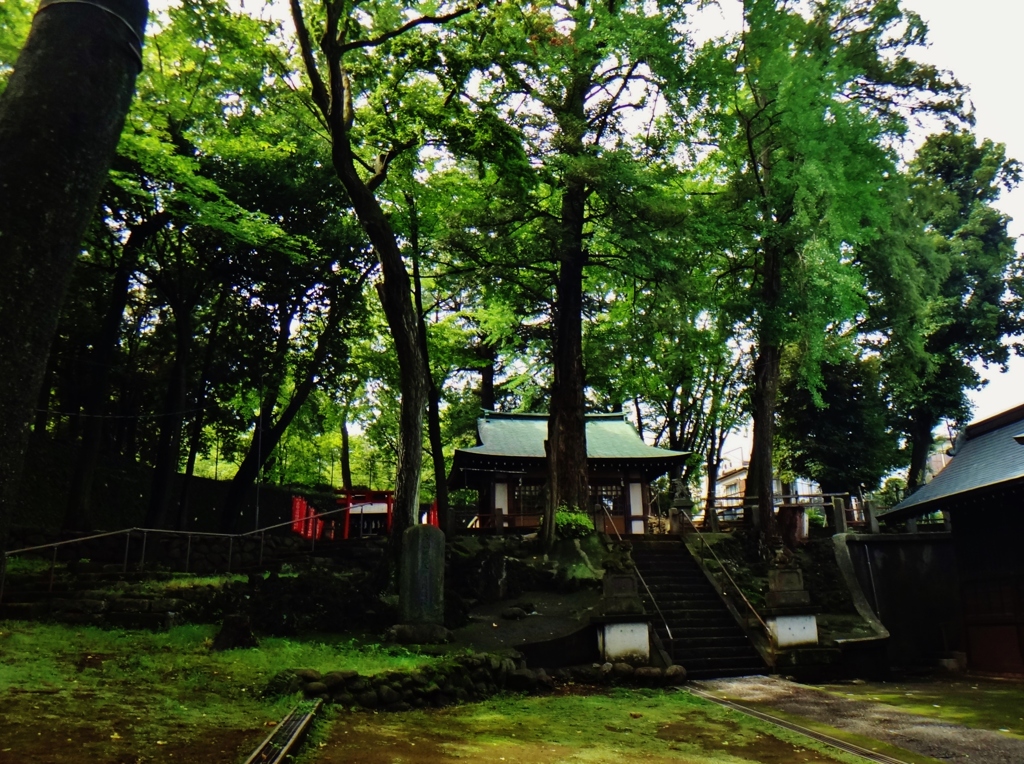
0 0 32 94
872 128 1023 486
870 477 908 511
776 351 901 495
553 507 595 540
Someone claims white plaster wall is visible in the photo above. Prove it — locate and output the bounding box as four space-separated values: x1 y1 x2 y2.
494 483 508 517
629 483 645 535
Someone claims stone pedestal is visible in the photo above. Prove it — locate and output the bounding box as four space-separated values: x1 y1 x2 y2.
399 524 445 625
828 497 848 534
864 500 881 534
765 568 810 608
765 566 818 648
600 574 644 615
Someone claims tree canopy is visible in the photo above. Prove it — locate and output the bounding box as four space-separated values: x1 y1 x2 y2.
1 0 1020 552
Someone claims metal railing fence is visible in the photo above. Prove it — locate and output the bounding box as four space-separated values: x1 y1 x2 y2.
0 502 377 606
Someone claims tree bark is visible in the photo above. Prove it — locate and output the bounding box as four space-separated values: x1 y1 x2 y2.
478 350 496 411
409 192 451 534
329 127 429 585
744 228 784 542
545 70 591 549
0 0 147 545
703 429 724 533
745 341 781 538
546 215 588 549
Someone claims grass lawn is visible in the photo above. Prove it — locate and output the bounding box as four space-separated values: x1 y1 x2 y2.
817 676 1024 736
0 620 440 763
309 689 867 764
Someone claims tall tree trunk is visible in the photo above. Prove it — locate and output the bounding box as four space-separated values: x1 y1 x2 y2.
545 85 590 549
408 191 451 534
331 137 429 585
176 395 206 531
745 341 780 538
704 429 725 533
66 213 168 531
0 0 147 545
291 0 436 586
906 410 936 491
147 322 191 529
340 408 353 490
221 283 348 530
478 348 496 411
744 243 783 541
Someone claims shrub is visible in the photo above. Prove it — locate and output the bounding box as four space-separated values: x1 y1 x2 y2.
553 508 594 540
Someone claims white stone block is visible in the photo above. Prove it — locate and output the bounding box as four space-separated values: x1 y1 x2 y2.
768 614 818 648
598 622 650 663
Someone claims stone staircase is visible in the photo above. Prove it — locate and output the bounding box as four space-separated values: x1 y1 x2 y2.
631 538 766 679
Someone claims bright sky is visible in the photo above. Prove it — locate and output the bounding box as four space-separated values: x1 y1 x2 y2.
902 0 1024 422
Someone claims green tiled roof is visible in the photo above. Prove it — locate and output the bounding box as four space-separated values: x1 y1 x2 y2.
883 403 1024 518
461 412 688 461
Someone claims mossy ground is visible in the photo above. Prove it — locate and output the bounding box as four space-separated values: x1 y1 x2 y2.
0 620 442 763
309 689 864 763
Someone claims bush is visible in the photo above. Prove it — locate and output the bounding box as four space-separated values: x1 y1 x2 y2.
553 508 594 540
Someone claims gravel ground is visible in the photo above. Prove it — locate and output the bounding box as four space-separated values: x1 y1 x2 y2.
695 676 1024 764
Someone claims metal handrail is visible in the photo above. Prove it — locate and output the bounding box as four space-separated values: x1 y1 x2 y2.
680 510 769 635
0 501 378 606
597 505 673 642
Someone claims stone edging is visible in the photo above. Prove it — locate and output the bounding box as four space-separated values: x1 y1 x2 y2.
266 653 687 712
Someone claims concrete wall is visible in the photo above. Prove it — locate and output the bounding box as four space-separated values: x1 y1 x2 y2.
846 533 962 667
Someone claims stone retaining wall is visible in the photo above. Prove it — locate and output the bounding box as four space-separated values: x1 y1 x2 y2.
267 654 687 712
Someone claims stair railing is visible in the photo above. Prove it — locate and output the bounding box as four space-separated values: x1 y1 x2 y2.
681 511 769 635
597 504 673 641
0 502 376 607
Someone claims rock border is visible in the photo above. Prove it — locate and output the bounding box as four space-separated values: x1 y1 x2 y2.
266 654 687 712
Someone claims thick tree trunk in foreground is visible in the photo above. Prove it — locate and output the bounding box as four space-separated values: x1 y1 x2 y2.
745 342 780 539
545 171 589 549
330 143 429 586
0 0 147 546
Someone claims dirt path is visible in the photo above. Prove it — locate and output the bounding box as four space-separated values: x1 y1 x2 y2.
695 676 1024 764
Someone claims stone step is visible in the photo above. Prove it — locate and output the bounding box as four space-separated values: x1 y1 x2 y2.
660 625 747 640
655 630 753 647
667 654 764 673
670 644 760 660
631 539 766 680
643 592 722 605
